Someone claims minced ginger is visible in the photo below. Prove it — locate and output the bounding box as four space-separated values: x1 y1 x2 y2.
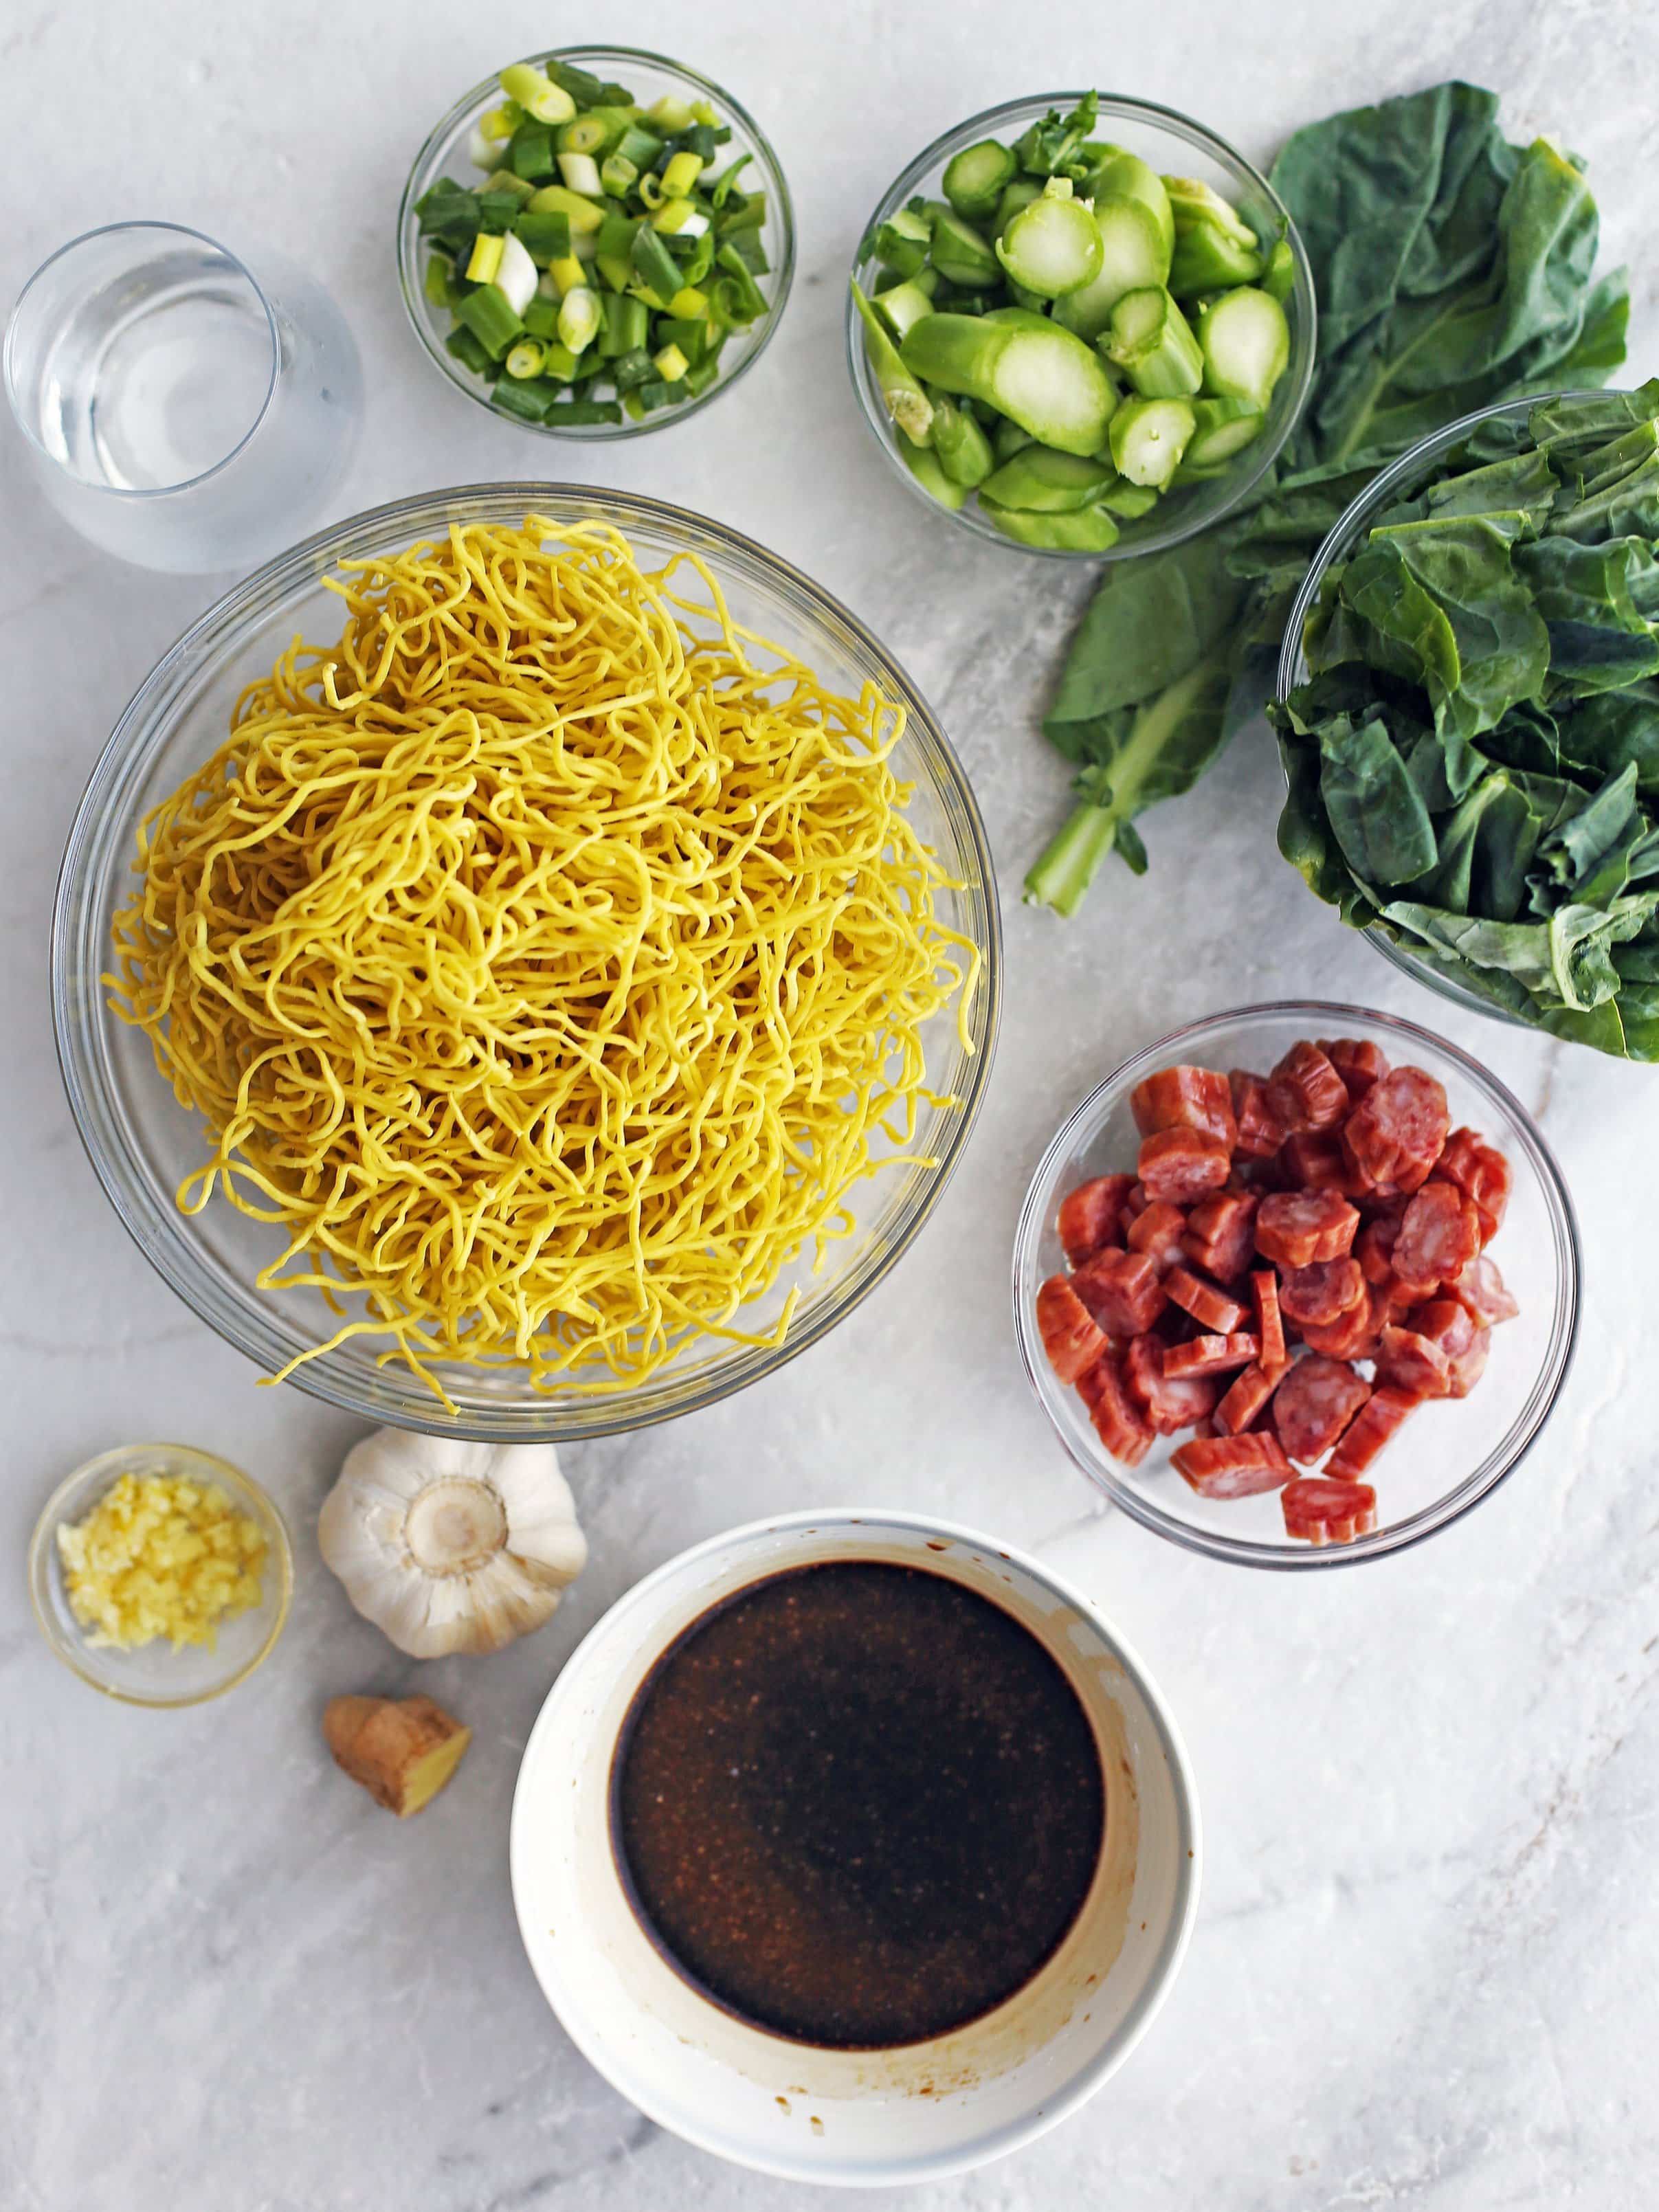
57 1473 267 1650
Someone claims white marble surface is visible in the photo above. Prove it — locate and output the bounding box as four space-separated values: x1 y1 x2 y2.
4 2 1658 2206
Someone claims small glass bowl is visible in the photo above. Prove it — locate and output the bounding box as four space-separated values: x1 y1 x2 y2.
29 1442 293 1704
1012 1003 1580 1570
397 47 794 440
847 91 1316 559
1276 389 1621 1031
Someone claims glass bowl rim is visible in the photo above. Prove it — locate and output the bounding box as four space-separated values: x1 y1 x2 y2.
51 480 1003 1441
845 87 1318 561
27 1440 294 1704
1273 386 1628 1028
3 219 280 499
395 45 797 443
1012 997 1581 1570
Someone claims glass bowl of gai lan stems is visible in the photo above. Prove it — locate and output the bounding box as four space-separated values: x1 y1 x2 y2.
398 47 794 437
847 91 1316 557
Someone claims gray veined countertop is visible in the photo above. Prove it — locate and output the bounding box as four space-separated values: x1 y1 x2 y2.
3 1 1658 2207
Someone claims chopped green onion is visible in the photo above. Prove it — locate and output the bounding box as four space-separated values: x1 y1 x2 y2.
499 63 577 127
710 153 753 206
599 292 651 356
661 149 704 199
522 295 561 340
478 103 518 143
546 253 586 296
654 341 689 383
714 244 767 324
455 285 524 360
611 347 657 390
559 113 612 157
445 324 495 376
601 153 638 197
526 183 605 234
465 232 504 284
422 254 452 309
646 93 695 133
667 283 709 319
509 124 557 181
557 150 603 197
504 339 546 379
632 221 683 300
513 208 572 265
652 199 706 237
485 166 539 201
557 284 602 353
542 340 579 381
614 123 665 169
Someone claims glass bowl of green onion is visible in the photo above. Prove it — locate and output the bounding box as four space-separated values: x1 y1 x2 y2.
398 47 794 437
847 91 1315 558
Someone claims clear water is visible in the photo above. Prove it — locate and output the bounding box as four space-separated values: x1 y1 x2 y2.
35 246 274 491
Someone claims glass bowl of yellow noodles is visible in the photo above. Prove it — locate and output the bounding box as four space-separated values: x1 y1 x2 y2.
53 488 1000 1439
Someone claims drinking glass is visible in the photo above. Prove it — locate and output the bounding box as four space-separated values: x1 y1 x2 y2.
4 221 362 572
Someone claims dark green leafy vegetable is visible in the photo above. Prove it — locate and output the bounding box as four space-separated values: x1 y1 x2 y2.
1030 80 1630 913
1273 383 1659 1055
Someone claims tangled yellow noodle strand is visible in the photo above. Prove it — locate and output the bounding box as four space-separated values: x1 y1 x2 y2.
107 517 979 1409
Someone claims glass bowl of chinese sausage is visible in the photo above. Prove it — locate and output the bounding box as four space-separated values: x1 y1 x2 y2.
1013 1004 1579 1568
1276 386 1659 1060
847 91 1315 557
397 48 793 436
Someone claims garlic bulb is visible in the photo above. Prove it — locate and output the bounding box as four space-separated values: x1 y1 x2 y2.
318 1431 586 1658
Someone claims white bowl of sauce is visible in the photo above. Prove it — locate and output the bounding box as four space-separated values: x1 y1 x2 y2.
509 1508 1199 2183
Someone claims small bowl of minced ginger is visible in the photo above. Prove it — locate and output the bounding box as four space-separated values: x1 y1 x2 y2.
29 1443 292 1705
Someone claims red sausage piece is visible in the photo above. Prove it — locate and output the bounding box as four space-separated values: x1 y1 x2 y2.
1268 1040 1351 1134
1251 1269 1288 1372
1229 1071 1285 1161
1125 1332 1220 1433
1036 1276 1108 1383
1131 1064 1237 1150
1078 1351 1155 1466
1298 1282 1392 1361
1374 1325 1454 1399
1164 1265 1248 1334
1449 1253 1520 1329
1342 1065 1450 1194
1163 1332 1261 1379
1326 1384 1420 1479
1181 1191 1259 1283
1216 1362 1283 1434
1357 1212 1403 1287
1138 1127 1232 1206
1278 1257 1366 1329
1282 1477 1378 1545
1278 1131 1352 1192
1071 1247 1168 1337
1392 1181 1482 1297
1273 1354 1372 1464
1256 1189 1360 1268
1127 1200 1190 1276
1447 1327 1492 1398
1319 1036 1390 1108
1058 1172 1135 1266
1408 1298 1476 1360
1435 1127 1512 1244
1172 1431 1293 1499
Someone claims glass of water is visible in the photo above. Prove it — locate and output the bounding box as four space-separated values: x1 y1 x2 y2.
4 222 362 574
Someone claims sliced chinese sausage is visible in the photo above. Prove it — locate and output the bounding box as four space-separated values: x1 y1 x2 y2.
1341 1064 1450 1194
1267 1040 1350 1134
1391 1181 1481 1297
1131 1064 1237 1150
1181 1191 1258 1282
1137 1127 1232 1206
1282 1477 1377 1545
1172 1431 1293 1499
1357 1211 1403 1287
1319 1036 1390 1108
1272 1354 1372 1464
1435 1126 1511 1243
1071 1247 1168 1337
1278 1131 1351 1191
1125 1332 1220 1433
1079 1351 1154 1466
1058 1172 1135 1266
1408 1298 1476 1360
1449 1252 1519 1329
1447 1327 1492 1398
1162 1332 1260 1379
1036 1277 1108 1383
1163 1265 1248 1334
1126 1199 1190 1275
1297 1282 1390 1361
1251 1269 1287 1371
1277 1256 1366 1328
1374 1325 1454 1399
1214 1362 1280 1434
1326 1383 1420 1479
1256 1189 1359 1268
1229 1070 1284 1160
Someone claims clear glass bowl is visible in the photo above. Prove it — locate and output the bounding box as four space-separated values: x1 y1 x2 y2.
397 47 794 440
52 487 1001 1441
1012 1003 1579 1569
29 1442 292 1704
847 92 1316 559
1276 389 1615 1029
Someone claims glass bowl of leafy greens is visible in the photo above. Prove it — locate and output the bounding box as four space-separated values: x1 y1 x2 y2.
1275 383 1659 1061
847 90 1315 559
397 48 794 437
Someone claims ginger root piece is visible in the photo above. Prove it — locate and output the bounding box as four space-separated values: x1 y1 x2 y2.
324 1693 472 1818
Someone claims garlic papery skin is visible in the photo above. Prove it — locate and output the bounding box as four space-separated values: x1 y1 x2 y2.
317 1432 587 1659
